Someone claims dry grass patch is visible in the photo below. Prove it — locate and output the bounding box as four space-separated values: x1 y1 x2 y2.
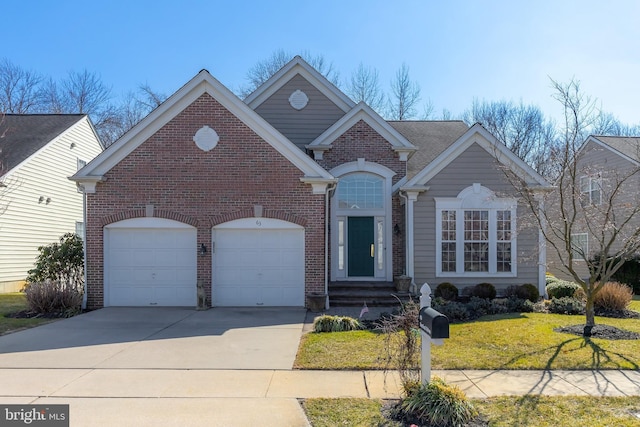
296 312 640 370
302 397 640 427
0 293 56 335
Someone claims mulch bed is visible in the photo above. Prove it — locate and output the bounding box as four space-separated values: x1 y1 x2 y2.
6 310 71 319
555 324 640 340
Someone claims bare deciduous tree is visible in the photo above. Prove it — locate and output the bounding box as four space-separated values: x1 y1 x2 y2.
346 62 385 113
240 49 340 98
388 63 421 120
101 84 167 146
0 59 43 113
518 78 640 335
463 99 559 177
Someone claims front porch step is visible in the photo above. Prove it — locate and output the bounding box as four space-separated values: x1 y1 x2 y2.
328 281 413 307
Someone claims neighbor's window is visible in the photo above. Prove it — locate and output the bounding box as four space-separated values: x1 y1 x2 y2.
580 174 602 205
571 233 588 260
436 184 516 276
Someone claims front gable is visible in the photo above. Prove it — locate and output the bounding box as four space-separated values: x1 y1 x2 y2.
72 70 334 194
405 123 548 190
245 57 355 152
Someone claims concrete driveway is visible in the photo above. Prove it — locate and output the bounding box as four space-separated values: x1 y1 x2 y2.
0 307 307 370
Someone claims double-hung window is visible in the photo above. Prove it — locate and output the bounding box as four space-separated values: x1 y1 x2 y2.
436 184 516 277
580 174 602 205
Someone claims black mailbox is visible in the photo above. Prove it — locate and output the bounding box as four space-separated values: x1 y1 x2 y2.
419 307 449 339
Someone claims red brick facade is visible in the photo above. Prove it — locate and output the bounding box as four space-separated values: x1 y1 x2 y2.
85 94 325 309
317 119 408 278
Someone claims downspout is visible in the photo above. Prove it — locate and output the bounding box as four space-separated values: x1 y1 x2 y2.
324 182 337 309
398 190 414 292
81 186 88 310
536 191 548 298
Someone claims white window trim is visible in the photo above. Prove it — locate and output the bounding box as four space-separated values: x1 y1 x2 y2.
435 184 517 278
571 233 588 261
580 174 602 205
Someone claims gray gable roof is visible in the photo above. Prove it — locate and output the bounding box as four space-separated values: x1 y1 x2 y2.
388 120 470 178
0 114 86 173
592 135 640 162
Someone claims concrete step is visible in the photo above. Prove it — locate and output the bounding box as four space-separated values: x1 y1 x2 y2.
328 281 413 307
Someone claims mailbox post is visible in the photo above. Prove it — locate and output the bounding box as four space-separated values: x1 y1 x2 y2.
419 283 450 383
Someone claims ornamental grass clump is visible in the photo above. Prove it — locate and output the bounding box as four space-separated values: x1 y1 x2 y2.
312 315 361 333
593 281 633 311
400 377 477 427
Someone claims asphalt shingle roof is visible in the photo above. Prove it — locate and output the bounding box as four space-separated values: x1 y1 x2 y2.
388 120 470 178
0 114 84 175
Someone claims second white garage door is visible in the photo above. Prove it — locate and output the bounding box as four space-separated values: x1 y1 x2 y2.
212 218 305 306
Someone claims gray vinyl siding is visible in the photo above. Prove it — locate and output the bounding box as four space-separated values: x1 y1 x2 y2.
253 74 346 151
413 143 541 293
547 140 640 281
0 118 102 287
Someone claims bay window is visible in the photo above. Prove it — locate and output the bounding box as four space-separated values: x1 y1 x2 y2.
436 184 517 277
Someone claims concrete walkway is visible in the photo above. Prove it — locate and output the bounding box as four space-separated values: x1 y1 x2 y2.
0 307 639 426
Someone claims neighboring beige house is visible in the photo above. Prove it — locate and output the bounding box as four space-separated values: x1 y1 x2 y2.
547 135 640 282
0 114 103 292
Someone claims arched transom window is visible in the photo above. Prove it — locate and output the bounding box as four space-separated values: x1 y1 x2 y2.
336 173 384 210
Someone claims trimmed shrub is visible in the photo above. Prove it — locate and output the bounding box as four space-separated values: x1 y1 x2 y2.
471 282 496 300
24 280 83 317
434 282 459 301
400 377 478 427
26 233 84 288
432 300 470 322
546 280 581 299
548 297 585 315
594 281 633 311
518 283 540 302
467 296 491 318
495 297 534 313
313 315 361 332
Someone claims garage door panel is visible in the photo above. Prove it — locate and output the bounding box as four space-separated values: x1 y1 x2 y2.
106 222 196 307
131 250 154 266
213 223 304 307
110 250 133 267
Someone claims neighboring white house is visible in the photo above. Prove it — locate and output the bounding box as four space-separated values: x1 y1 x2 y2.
0 114 103 292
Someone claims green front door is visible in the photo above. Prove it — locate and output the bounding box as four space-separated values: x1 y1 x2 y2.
348 217 374 277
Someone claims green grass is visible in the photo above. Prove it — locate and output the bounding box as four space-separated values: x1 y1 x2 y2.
0 293 55 335
296 311 640 370
302 397 640 427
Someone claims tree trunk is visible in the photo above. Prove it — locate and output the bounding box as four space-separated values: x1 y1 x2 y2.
584 294 596 337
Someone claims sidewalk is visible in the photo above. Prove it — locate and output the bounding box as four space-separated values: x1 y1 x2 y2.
3 368 637 400
2 368 639 426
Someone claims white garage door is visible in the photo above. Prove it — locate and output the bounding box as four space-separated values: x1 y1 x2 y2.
213 218 305 306
105 218 197 307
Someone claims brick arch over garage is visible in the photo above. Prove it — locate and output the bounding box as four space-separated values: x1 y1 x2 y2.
99 209 199 228
209 208 307 228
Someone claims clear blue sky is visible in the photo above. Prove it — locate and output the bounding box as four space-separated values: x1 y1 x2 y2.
3 0 639 124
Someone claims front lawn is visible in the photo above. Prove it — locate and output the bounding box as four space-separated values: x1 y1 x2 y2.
0 293 56 335
303 396 640 427
295 312 640 370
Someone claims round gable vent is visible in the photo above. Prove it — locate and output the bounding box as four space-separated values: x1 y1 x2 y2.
193 125 219 152
289 90 309 110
